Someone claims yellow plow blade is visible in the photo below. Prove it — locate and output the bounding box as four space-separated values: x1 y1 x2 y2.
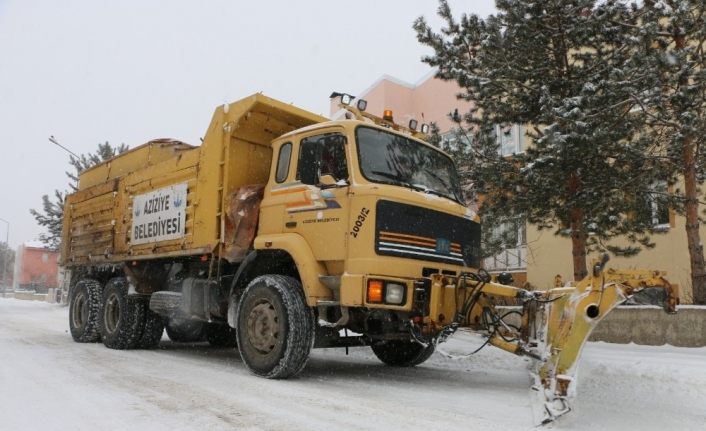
526 257 677 423
424 255 677 424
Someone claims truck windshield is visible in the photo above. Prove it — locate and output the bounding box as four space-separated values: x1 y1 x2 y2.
356 126 464 204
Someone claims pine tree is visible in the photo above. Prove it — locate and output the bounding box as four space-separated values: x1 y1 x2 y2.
30 142 128 249
0 241 15 287
624 0 706 303
415 0 668 280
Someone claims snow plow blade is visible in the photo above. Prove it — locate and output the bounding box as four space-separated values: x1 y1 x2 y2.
422 254 677 424
527 256 677 423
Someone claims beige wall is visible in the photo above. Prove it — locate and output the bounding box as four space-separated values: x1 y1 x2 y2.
526 214 698 303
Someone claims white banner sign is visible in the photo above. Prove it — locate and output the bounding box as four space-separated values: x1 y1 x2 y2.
131 183 187 245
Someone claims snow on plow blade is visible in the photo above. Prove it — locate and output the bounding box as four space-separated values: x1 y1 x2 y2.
424 254 677 425
524 255 677 423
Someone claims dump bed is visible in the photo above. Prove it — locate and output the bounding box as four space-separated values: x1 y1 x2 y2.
61 94 326 266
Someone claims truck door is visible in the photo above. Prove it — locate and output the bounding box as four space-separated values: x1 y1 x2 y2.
287 132 350 261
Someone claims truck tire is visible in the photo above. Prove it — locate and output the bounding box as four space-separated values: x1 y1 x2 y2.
206 323 238 347
137 303 164 349
165 319 207 343
99 277 145 350
236 275 314 379
68 278 102 343
370 340 435 367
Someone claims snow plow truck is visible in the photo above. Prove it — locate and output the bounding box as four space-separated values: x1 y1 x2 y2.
61 93 678 423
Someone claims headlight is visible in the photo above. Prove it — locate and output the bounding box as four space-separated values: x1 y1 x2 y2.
385 283 405 305
366 279 407 305
357 99 368 111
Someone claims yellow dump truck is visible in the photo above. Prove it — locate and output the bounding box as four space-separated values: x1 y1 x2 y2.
62 93 677 422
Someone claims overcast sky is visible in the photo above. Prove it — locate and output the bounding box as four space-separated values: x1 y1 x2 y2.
0 0 495 249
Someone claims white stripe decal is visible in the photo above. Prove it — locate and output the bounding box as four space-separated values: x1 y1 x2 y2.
378 246 465 263
378 241 463 258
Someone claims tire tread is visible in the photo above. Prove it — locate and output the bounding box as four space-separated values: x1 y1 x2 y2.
236 275 314 379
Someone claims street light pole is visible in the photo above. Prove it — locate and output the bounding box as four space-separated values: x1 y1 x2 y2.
48 135 79 159
49 135 80 190
0 217 9 297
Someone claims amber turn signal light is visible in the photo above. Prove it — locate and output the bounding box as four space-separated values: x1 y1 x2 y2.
367 279 384 303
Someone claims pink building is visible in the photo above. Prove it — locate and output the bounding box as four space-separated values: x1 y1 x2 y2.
13 242 60 293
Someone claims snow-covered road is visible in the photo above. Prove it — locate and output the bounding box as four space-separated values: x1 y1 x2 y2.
1 297 704 431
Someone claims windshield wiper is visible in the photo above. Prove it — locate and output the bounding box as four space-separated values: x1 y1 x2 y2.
370 170 459 202
421 168 464 204
370 170 405 182
370 170 426 193
423 168 449 189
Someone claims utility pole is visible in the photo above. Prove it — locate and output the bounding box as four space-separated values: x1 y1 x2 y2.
0 217 9 297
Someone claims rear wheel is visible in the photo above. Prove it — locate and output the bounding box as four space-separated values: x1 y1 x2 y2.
137 302 164 349
371 340 435 367
99 277 145 349
68 279 102 343
236 275 314 379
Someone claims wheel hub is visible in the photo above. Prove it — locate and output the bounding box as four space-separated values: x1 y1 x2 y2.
71 291 87 328
104 293 121 334
246 301 279 354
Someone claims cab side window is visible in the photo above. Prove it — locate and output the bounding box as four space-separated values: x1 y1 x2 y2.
297 133 348 185
275 142 292 183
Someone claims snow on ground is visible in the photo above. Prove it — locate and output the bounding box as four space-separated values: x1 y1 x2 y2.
0 297 704 431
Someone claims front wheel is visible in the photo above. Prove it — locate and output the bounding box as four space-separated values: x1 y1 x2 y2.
236 275 314 379
371 339 435 367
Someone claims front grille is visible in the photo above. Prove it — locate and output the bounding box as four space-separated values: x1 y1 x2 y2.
375 200 481 267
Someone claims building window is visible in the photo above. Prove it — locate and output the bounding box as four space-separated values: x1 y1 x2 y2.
643 181 670 230
42 253 48 263
490 217 526 249
484 217 527 271
440 129 472 151
495 124 524 156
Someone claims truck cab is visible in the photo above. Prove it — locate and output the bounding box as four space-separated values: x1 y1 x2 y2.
257 112 480 343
